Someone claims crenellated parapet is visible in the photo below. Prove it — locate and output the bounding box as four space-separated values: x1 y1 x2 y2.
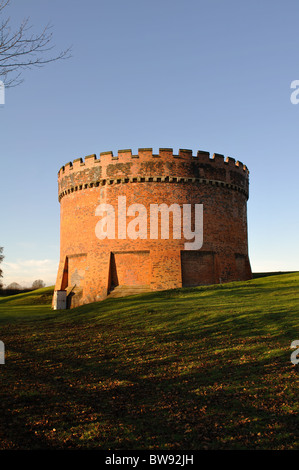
57 148 250 202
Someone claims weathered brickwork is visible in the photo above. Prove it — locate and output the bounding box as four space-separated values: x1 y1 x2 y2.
54 148 252 308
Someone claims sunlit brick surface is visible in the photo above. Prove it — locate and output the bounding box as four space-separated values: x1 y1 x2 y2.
54 148 252 307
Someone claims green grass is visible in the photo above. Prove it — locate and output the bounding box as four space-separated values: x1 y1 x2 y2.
0 274 298 450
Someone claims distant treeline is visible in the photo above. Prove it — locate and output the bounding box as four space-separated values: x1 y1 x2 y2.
252 271 298 279
0 287 34 297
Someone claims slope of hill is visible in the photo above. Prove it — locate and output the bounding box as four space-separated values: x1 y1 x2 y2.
0 273 298 450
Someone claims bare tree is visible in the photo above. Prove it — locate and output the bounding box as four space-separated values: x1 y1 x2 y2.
6 281 21 290
0 0 71 87
0 247 3 288
32 279 46 290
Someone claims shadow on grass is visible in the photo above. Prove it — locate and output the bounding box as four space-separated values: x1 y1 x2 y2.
0 274 298 449
1 330 297 450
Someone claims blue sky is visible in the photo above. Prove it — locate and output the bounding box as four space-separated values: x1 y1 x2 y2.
1 0 299 286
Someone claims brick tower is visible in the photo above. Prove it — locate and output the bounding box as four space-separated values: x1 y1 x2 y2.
53 148 252 308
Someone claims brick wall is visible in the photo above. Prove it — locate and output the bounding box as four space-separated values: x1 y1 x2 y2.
54 148 252 307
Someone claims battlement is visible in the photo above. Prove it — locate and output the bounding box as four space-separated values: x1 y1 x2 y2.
57 148 250 203
58 148 249 178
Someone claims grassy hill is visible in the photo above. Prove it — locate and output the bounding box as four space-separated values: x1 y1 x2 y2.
0 273 298 450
